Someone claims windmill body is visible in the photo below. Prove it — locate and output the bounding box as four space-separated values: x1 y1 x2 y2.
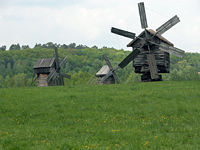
96 65 115 84
100 2 185 83
128 29 173 81
33 48 70 87
33 58 60 86
96 55 120 84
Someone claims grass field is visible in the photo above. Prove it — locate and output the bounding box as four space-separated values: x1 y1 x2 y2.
0 81 200 150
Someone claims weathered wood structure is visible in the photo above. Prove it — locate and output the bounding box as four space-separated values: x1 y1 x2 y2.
100 2 185 83
33 48 70 87
96 65 115 84
96 55 120 84
127 29 173 81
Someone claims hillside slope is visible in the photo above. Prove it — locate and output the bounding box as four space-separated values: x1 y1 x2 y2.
0 47 200 88
0 81 200 149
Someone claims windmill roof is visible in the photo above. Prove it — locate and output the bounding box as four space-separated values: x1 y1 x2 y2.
96 65 110 76
127 29 174 47
33 58 55 69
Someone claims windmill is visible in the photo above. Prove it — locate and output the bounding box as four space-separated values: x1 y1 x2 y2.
33 48 70 87
101 2 185 82
96 55 120 84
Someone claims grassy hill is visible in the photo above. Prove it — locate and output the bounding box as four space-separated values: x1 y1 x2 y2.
0 81 200 149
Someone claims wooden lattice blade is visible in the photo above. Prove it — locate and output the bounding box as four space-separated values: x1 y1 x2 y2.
118 49 141 69
60 56 67 67
103 55 113 71
113 72 120 84
100 70 114 83
138 2 148 29
111 27 136 39
100 66 120 83
54 47 60 70
103 55 120 84
159 44 185 57
156 15 180 35
47 69 58 82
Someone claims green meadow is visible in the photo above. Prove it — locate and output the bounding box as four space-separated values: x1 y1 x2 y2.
0 81 200 150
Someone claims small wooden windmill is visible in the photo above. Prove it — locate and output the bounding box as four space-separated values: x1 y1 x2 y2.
101 2 185 83
33 48 70 87
96 55 120 84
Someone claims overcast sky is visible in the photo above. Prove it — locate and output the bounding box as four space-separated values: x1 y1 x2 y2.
0 0 199 52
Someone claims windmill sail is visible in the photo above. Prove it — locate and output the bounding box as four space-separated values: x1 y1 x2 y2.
118 49 140 68
47 69 58 82
100 66 120 83
138 2 148 29
60 56 67 67
103 55 120 84
103 55 113 70
111 27 136 39
158 46 184 58
156 15 180 35
54 48 60 70
158 43 185 57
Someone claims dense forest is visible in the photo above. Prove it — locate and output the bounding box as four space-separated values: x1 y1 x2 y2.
0 42 200 88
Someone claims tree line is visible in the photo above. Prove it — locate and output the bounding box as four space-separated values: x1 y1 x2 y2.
0 42 103 51
0 43 200 88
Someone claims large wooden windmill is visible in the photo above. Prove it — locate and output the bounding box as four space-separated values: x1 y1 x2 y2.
101 2 185 82
33 48 70 87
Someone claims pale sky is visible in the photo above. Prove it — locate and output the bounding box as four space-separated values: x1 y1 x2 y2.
0 0 199 52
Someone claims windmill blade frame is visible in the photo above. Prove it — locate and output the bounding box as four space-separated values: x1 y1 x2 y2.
60 56 67 67
138 2 148 29
47 69 58 82
103 55 114 71
112 72 120 84
118 49 141 68
100 70 114 83
156 15 180 35
31 76 37 86
111 27 136 39
103 55 120 84
47 56 68 83
54 47 60 71
100 66 120 83
146 40 185 57
158 45 185 58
